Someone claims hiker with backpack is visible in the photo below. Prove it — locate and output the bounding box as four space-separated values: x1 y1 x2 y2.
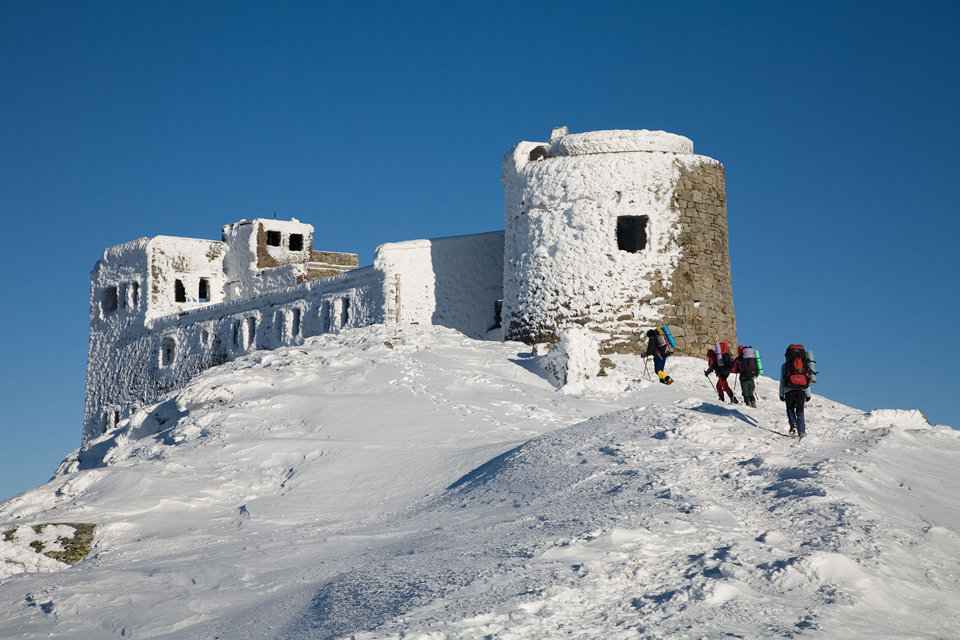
643 328 674 385
705 343 738 403
734 345 761 408
779 344 817 439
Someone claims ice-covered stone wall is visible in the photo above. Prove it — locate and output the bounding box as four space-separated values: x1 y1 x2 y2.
501 128 736 357
222 218 314 302
89 235 226 328
84 229 505 442
84 266 386 441
374 232 504 339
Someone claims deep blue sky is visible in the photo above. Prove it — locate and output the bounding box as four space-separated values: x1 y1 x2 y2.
2 1 958 500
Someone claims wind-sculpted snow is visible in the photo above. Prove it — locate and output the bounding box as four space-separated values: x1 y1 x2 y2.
290 400 960 639
1 325 958 639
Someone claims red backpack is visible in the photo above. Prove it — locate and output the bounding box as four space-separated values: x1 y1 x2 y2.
783 344 812 388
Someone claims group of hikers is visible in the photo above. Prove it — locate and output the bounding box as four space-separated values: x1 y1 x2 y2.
643 328 816 440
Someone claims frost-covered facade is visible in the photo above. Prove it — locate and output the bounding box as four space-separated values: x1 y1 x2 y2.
84 128 736 442
502 127 736 356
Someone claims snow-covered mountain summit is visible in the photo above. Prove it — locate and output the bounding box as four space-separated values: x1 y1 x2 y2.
1 325 958 639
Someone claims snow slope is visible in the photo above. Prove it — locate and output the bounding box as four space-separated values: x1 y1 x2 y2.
1 325 958 639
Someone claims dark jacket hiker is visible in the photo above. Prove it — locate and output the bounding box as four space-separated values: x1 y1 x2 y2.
644 329 674 385
779 344 815 439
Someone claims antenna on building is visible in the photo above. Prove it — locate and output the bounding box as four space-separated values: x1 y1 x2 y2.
273 211 277 219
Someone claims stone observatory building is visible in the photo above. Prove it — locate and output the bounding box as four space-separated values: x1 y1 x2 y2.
501 127 735 356
83 127 737 441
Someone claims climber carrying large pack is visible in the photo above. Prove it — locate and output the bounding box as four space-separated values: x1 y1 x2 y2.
643 328 674 385
778 344 817 439
705 342 738 403
734 345 761 408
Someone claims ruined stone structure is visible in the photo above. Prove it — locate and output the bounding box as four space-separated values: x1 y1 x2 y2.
501 127 736 356
84 128 736 442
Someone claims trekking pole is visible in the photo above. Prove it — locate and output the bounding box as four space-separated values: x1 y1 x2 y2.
703 371 715 392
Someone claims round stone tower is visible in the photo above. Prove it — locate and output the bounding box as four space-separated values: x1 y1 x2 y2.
501 127 736 356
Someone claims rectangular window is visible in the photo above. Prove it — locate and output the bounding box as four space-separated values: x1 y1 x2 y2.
161 337 176 367
292 308 302 338
130 282 140 308
320 300 331 333
102 286 119 313
175 279 186 303
266 230 282 246
246 316 257 349
616 215 649 253
198 278 209 303
289 233 304 251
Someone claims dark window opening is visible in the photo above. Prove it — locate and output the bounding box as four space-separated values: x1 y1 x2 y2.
528 145 549 161
233 320 242 347
198 278 209 302
266 230 282 246
617 215 649 253
492 299 503 329
292 308 302 337
161 337 176 367
340 297 350 327
289 233 304 251
102 286 118 313
274 311 285 343
174 279 186 303
246 317 257 348
130 282 140 308
320 301 331 333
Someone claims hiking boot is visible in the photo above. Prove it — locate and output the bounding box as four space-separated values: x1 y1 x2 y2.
789 425 798 436
731 397 739 404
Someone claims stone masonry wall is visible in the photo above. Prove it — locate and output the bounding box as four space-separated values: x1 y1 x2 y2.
656 158 737 356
